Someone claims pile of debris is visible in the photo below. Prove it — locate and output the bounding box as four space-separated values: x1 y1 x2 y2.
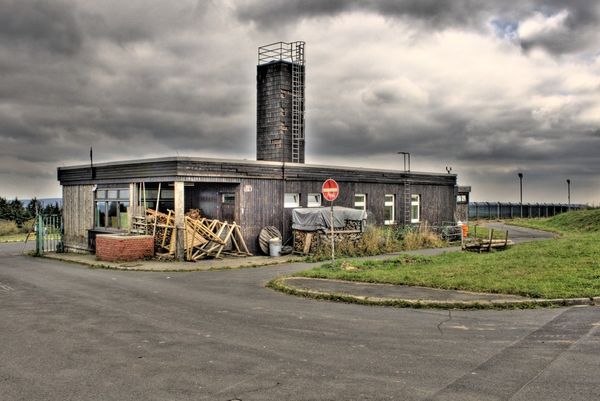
462 227 513 252
133 208 251 261
291 207 367 255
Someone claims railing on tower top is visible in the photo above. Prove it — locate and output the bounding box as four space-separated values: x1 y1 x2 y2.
258 41 306 65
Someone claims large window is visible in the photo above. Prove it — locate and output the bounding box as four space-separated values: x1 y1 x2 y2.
354 194 367 211
284 193 300 208
95 188 129 229
140 188 174 212
384 194 395 225
307 193 322 207
411 194 420 223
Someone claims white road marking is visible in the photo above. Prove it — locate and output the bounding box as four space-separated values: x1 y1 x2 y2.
0 282 14 291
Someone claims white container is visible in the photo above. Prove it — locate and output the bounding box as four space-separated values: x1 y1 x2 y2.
269 237 282 257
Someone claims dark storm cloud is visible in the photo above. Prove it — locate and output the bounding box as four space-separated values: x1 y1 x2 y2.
0 0 598 202
235 0 600 55
235 0 499 29
0 0 83 55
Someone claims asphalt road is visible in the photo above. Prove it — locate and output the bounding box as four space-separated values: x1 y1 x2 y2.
481 222 556 243
1 241 599 401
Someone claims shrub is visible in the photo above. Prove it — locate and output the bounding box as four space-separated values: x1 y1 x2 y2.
403 221 446 250
0 219 19 236
309 222 447 260
19 218 36 234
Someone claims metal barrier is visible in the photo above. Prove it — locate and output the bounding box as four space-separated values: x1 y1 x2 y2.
468 202 584 220
35 214 63 255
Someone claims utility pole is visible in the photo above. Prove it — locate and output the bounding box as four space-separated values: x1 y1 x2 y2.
518 172 523 218
566 179 571 211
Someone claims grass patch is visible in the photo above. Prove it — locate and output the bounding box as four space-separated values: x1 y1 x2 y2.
296 209 600 299
507 208 600 234
0 233 31 243
467 224 509 240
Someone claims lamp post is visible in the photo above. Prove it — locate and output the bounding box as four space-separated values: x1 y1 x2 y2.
397 152 410 172
566 179 571 211
518 172 523 218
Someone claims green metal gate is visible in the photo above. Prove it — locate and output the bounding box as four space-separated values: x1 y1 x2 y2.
35 214 64 255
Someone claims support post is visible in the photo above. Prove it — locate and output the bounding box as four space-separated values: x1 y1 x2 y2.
174 181 185 261
36 214 43 256
330 202 335 262
128 183 135 232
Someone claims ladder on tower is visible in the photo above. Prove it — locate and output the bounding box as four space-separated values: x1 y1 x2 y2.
403 181 411 225
291 42 305 163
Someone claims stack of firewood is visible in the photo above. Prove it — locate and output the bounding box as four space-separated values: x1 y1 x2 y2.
293 219 364 255
137 209 251 261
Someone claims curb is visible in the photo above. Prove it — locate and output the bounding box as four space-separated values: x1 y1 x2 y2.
39 254 301 273
268 277 598 310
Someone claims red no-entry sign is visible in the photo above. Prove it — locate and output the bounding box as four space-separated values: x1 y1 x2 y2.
322 178 339 202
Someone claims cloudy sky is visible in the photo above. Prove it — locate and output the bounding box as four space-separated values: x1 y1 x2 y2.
1 0 599 204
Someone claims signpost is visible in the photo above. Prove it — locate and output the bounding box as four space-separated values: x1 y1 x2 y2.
322 179 339 262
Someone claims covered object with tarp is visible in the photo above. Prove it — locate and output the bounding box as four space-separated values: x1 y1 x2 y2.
292 207 367 254
292 206 367 231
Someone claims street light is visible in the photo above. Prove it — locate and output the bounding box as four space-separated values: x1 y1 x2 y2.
518 172 523 218
566 179 571 211
397 152 411 172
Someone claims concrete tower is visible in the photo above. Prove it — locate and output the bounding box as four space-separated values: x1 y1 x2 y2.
256 41 305 163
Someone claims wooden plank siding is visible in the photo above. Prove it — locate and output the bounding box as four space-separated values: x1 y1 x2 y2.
411 184 456 226
62 185 94 252
58 157 458 255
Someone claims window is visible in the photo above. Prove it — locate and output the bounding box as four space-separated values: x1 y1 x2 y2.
95 202 106 228
411 194 420 223
140 187 174 212
457 194 467 204
307 193 321 207
284 193 300 208
222 193 236 204
384 194 395 225
95 187 130 229
354 194 367 211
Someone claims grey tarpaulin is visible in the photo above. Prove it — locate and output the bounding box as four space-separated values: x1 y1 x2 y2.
291 207 367 231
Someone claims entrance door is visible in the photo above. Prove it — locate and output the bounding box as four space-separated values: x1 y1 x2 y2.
220 192 236 223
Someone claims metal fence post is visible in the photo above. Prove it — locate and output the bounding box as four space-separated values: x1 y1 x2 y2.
36 214 43 256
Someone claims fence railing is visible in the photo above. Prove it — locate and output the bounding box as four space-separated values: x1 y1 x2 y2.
468 202 584 220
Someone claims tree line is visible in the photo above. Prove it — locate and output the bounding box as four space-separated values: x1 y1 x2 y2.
0 197 62 225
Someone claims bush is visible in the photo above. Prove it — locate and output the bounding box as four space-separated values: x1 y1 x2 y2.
403 221 446 250
309 223 447 260
20 218 36 234
0 219 19 236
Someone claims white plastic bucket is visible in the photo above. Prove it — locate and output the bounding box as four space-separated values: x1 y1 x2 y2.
269 237 282 257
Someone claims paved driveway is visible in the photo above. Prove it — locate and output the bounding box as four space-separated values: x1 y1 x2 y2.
481 222 556 243
0 241 598 400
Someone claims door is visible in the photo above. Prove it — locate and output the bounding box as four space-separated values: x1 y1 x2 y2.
220 192 236 223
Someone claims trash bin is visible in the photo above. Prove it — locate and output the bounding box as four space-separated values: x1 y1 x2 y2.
269 237 282 257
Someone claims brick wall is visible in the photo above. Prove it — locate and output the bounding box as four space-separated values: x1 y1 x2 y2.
96 234 154 262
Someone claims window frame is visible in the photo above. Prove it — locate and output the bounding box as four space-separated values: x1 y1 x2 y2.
94 187 130 230
354 194 367 211
307 193 322 207
284 193 300 208
384 194 395 225
411 194 421 223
